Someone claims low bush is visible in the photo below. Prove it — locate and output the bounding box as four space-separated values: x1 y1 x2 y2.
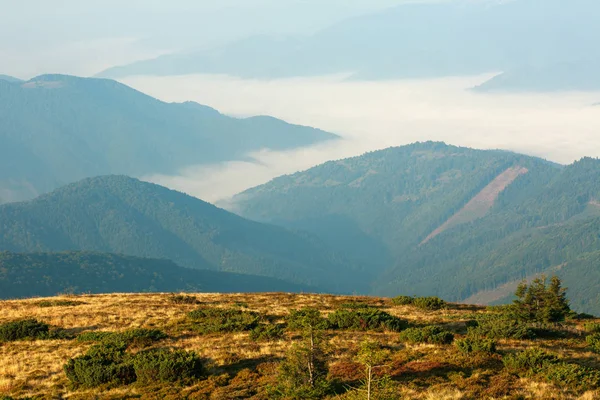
0 319 49 342
287 307 329 331
64 343 136 388
132 348 205 384
586 333 600 352
391 296 447 310
503 348 600 392
391 296 415 306
455 337 497 354
413 297 447 311
327 308 407 332
502 348 558 374
35 300 85 307
468 316 534 340
65 341 204 388
188 307 260 333
77 331 115 342
399 326 454 345
168 294 200 305
250 324 285 342
542 362 600 391
76 329 167 348
584 323 600 333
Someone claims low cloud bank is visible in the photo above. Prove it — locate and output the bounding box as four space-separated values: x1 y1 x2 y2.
127 73 600 203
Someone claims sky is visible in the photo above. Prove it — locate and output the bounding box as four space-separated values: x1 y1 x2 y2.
0 0 404 78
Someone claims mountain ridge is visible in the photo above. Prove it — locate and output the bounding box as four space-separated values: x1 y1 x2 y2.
230 142 600 314
97 0 600 92
0 175 364 294
0 74 337 203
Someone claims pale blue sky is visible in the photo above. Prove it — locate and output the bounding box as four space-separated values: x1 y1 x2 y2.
0 0 418 77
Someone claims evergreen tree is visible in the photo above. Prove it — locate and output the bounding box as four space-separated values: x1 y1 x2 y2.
512 275 571 324
273 308 331 398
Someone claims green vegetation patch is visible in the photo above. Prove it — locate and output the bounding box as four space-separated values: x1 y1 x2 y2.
399 326 454 345
64 342 136 388
77 328 167 348
584 322 600 333
65 342 204 388
168 294 200 305
327 308 407 332
187 307 261 334
454 337 497 354
250 324 285 342
503 348 600 392
34 299 86 307
391 296 447 310
0 319 49 342
468 315 534 340
587 333 600 353
132 348 205 384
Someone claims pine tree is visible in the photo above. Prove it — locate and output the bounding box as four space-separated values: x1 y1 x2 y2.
273 308 331 398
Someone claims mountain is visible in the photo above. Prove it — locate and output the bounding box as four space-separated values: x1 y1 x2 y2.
0 251 311 299
0 75 337 203
0 176 363 293
231 142 600 314
98 0 600 92
0 74 22 83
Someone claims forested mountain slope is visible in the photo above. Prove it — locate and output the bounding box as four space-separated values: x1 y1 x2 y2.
0 176 362 293
0 251 311 299
231 142 600 314
0 75 337 203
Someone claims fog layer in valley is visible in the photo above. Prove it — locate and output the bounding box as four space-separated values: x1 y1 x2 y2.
119 74 600 203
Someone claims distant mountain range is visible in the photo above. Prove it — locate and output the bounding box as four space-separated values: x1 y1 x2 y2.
98 0 600 92
0 176 364 293
231 142 600 314
0 251 310 299
0 74 337 203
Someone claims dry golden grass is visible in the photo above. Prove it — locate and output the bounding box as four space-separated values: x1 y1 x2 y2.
0 292 598 399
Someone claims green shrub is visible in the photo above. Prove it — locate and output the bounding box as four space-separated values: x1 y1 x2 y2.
0 319 49 342
64 343 135 388
586 333 600 352
77 331 115 342
584 323 600 333
168 294 200 305
468 316 534 340
188 307 260 333
455 337 497 353
76 329 167 348
503 348 600 392
502 348 558 374
250 324 285 342
391 296 415 306
413 297 447 311
399 326 454 345
542 362 600 391
132 348 204 384
287 307 329 332
327 308 407 332
35 300 85 307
